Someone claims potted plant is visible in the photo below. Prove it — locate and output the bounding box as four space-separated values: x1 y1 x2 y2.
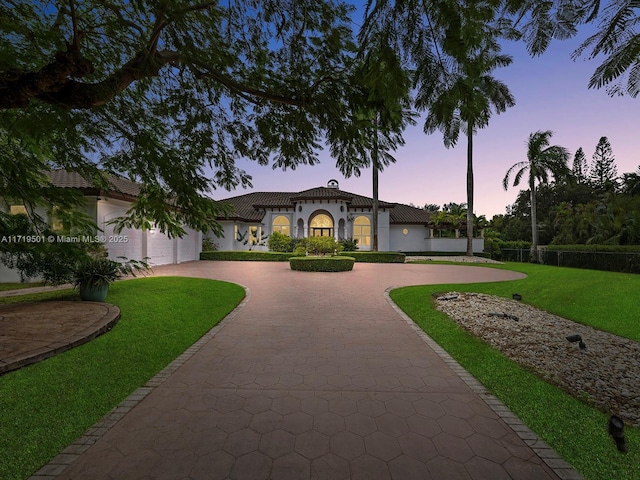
74 255 149 302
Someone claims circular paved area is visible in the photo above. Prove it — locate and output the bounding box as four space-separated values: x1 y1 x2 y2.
31 261 582 479
0 301 120 375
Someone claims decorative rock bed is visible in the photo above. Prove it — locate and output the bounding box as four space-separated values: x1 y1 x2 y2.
434 292 640 427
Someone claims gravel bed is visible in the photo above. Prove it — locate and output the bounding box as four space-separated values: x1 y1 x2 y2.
434 292 640 427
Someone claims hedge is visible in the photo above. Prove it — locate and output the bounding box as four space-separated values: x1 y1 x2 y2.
337 252 406 263
289 256 355 272
546 244 640 252
200 250 405 263
401 251 491 258
200 251 293 261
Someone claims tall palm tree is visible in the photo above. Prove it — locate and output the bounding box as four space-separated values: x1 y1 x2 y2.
336 40 414 251
417 7 515 256
502 130 570 262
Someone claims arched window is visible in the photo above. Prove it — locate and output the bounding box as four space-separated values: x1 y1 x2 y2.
309 212 334 237
353 216 371 247
272 215 290 236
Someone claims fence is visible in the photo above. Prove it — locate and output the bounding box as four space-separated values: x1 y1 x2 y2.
498 248 530 263
500 248 640 274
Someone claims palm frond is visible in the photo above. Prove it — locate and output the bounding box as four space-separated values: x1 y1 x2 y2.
627 59 640 97
503 161 528 189
588 34 640 90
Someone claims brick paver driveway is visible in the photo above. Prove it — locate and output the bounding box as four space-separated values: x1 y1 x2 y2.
46 261 580 480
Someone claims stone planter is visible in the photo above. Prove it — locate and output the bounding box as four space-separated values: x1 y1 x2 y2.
79 284 109 302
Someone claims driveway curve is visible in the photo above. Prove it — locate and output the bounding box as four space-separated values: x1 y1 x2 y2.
42 261 580 480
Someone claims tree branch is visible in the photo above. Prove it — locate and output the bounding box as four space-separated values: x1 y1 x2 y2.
191 61 310 107
0 49 95 109
34 50 181 109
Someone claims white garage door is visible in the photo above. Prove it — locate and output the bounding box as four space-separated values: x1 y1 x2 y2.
177 227 199 263
147 229 175 265
101 211 144 261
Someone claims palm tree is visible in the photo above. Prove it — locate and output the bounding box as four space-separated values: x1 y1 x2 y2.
502 130 570 262
417 8 515 256
572 1 640 97
336 39 414 251
621 166 640 196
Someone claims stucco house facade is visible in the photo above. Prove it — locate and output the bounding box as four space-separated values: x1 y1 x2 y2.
210 179 484 253
1 170 202 282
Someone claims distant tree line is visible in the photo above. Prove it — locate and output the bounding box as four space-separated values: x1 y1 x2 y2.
491 136 640 247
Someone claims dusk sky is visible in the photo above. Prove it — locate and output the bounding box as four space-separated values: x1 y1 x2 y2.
212 13 638 219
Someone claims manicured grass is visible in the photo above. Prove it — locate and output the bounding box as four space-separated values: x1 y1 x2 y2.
0 289 78 304
0 282 44 291
0 277 245 480
390 262 639 480
411 261 640 341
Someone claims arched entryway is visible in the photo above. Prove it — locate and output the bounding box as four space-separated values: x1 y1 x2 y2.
309 211 334 237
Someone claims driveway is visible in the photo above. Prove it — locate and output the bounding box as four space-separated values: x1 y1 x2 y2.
39 261 580 480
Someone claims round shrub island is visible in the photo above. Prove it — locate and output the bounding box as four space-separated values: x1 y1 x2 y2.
289 256 355 272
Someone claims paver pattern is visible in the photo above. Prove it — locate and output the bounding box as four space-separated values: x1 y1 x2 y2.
34 261 582 479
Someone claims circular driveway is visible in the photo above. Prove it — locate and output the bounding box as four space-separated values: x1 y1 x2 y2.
47 261 578 480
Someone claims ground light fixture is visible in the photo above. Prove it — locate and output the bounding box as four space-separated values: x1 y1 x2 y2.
566 334 587 350
608 415 629 453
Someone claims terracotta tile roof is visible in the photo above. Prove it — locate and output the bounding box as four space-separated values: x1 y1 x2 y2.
46 172 433 225
388 203 432 224
45 169 140 198
218 192 292 221
291 187 354 201
218 186 431 225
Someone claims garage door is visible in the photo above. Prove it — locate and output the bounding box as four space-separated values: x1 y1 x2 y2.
101 211 144 261
177 227 199 263
147 229 175 265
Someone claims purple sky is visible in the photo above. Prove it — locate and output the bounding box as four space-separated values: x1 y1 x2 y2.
212 22 638 219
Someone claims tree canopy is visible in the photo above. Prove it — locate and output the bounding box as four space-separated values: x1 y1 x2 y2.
1 0 361 237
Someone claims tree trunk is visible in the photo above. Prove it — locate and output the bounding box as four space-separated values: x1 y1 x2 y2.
372 118 379 252
466 126 474 256
530 177 538 262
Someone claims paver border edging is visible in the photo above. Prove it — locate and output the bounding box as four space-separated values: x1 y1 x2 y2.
384 287 584 480
29 285 251 480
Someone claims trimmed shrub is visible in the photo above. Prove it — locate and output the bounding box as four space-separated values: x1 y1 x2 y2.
268 231 294 252
296 236 344 256
337 251 405 263
400 251 492 258
338 238 358 251
289 256 355 272
200 251 292 261
546 244 640 252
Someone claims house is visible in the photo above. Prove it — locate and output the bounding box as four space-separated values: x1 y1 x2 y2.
1 170 201 282
210 179 484 253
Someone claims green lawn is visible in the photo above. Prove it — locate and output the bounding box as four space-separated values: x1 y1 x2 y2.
0 282 44 292
0 276 245 480
391 262 639 480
